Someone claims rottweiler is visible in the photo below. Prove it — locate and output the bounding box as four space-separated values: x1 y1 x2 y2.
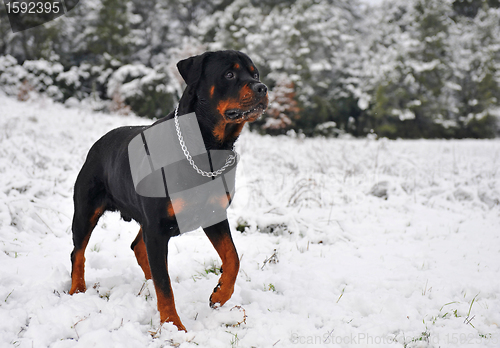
69 50 268 331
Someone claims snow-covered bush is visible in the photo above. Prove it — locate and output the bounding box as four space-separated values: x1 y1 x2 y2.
0 55 26 96
57 64 96 101
314 121 345 138
22 59 64 100
0 57 66 101
107 63 177 118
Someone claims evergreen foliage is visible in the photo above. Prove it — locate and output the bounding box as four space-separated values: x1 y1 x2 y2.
0 0 499 138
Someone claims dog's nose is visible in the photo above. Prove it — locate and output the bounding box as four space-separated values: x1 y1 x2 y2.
252 83 268 97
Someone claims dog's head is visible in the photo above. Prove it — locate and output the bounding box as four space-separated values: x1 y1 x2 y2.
177 50 269 146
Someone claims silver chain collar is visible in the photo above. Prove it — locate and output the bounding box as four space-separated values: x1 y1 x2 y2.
174 105 237 177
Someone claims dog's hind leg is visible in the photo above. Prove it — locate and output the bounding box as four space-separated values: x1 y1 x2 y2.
204 219 240 308
131 227 152 280
69 176 106 295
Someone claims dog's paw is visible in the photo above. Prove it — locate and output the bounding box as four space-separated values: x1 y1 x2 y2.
160 315 187 332
209 282 233 308
69 282 86 295
210 300 221 309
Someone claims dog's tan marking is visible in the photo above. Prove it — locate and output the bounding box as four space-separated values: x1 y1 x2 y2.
167 198 186 217
132 228 152 280
70 206 104 294
209 233 240 308
154 282 186 331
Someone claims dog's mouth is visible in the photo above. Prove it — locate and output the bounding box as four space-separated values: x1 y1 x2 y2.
225 103 267 122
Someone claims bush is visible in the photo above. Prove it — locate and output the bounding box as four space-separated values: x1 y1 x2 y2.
107 64 177 118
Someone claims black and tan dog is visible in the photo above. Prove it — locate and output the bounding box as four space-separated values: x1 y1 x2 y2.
69 50 268 331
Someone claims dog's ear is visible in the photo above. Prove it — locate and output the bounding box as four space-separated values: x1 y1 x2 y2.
177 52 212 87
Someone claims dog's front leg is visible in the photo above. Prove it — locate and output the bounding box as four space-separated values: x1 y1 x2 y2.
144 225 186 331
204 219 240 308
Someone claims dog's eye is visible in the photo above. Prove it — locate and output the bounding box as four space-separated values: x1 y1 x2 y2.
253 73 259 80
225 71 235 80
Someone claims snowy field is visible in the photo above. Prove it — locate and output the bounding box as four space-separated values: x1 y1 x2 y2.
1 94 500 348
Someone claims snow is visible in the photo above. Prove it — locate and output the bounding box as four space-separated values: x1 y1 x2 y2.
1 94 500 347
107 64 153 98
23 60 64 76
57 68 84 88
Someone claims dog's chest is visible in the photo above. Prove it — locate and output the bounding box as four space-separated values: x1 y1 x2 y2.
128 112 237 233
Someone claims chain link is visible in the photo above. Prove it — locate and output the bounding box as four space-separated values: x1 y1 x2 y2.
174 105 237 177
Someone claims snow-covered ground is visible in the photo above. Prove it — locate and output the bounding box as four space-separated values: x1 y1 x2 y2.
1 94 499 348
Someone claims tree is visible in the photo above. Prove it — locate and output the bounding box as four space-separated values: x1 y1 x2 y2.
89 0 133 62
370 0 457 138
